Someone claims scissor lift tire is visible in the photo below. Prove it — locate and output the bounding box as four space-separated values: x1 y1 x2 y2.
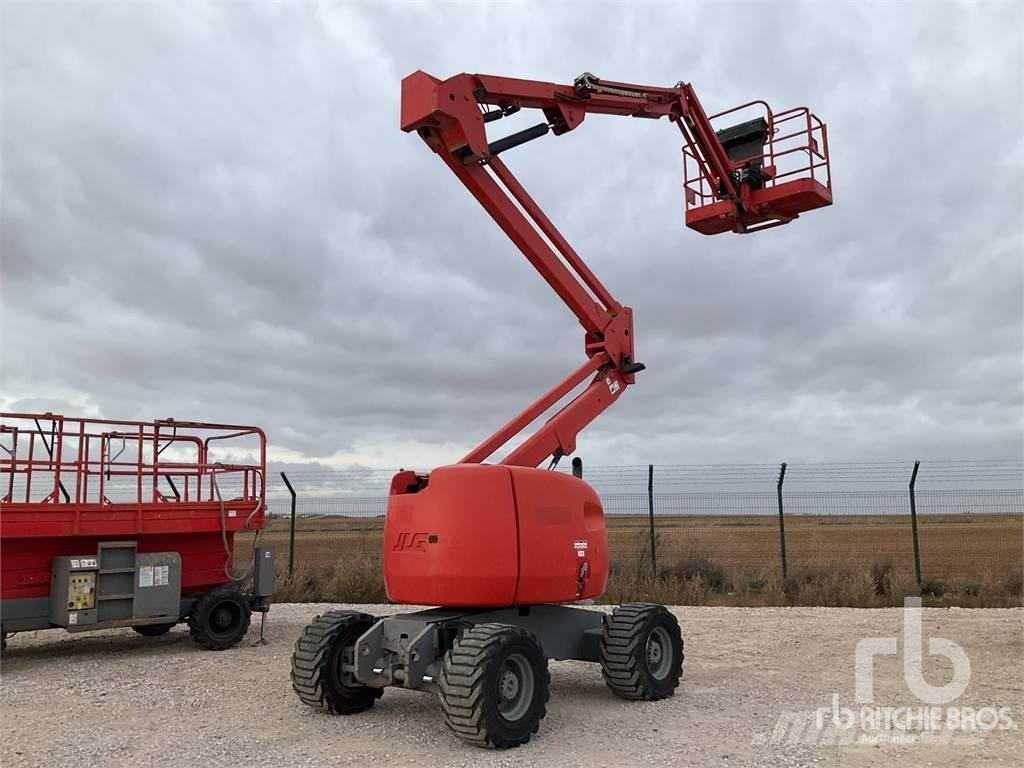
188 584 251 651
132 622 176 637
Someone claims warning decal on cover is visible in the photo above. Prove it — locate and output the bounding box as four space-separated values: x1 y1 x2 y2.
138 565 154 588
573 540 588 558
154 565 170 587
68 612 78 625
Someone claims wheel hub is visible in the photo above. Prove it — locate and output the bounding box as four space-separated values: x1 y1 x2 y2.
645 626 673 680
210 602 241 636
647 638 662 665
499 669 519 700
495 652 535 723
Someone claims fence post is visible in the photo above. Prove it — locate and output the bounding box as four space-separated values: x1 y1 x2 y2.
777 462 788 579
280 471 297 577
909 460 922 588
647 464 657 578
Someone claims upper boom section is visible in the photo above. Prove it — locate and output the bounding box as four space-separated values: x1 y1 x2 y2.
402 71 736 202
401 70 831 235
400 70 831 468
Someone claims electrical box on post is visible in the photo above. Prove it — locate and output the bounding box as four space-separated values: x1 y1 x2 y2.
253 548 274 598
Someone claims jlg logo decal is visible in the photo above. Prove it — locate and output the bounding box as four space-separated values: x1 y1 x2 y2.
393 532 430 553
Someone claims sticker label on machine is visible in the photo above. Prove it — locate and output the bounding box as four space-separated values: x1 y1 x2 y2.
69 558 97 569
574 539 588 558
138 565 170 588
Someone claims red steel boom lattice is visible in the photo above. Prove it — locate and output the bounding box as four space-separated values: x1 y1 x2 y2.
402 71 831 471
384 71 832 607
292 69 832 749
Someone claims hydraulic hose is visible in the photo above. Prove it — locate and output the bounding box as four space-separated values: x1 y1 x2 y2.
214 474 263 583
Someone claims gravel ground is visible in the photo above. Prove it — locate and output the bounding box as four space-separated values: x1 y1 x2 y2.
2 604 1021 767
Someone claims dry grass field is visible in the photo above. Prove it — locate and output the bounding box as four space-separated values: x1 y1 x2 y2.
237 513 1023 607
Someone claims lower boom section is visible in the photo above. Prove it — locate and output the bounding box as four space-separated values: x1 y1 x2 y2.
291 603 684 749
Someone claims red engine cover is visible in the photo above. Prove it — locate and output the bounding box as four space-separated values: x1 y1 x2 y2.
383 464 608 606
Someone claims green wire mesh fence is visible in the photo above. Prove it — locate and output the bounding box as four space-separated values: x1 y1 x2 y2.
237 460 1023 596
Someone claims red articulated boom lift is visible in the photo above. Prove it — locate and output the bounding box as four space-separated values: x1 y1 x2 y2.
291 71 832 747
0 414 274 653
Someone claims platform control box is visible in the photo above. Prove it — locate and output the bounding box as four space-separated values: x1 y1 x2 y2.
49 543 182 629
49 555 99 627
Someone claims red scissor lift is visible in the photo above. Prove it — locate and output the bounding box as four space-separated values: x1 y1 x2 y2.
0 412 273 652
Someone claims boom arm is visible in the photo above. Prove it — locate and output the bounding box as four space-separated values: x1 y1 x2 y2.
400 71 831 468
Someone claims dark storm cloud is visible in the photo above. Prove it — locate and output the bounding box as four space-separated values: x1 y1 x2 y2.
1 0 1021 466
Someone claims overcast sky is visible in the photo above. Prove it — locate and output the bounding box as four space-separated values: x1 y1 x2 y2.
1 0 1022 470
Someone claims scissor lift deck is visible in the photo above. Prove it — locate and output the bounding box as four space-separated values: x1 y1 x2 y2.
0 412 273 652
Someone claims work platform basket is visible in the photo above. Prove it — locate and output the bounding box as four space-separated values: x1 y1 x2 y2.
684 101 832 235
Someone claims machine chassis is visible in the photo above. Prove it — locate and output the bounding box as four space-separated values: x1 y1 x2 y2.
353 603 605 691
291 602 684 748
